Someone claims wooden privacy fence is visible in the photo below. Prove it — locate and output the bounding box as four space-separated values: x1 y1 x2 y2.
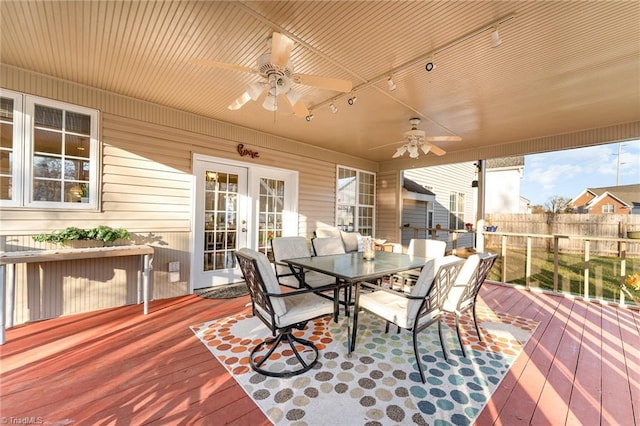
485 213 640 256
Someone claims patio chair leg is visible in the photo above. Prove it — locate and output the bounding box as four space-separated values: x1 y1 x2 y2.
412 328 426 384
250 329 320 378
333 287 339 323
473 305 483 342
454 315 467 358
437 320 449 361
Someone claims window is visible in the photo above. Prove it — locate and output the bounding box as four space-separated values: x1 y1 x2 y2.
337 166 375 236
601 204 615 213
0 90 99 209
449 192 465 229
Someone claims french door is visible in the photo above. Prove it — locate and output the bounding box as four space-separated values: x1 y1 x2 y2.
192 155 298 289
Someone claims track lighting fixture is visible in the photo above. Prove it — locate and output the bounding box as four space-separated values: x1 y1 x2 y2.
425 57 436 72
329 102 338 113
305 114 314 122
491 26 502 48
347 96 357 105
387 76 396 91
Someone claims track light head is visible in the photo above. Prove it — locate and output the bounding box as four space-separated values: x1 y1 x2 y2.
305 114 314 122
329 102 338 113
491 26 502 48
425 57 436 72
387 77 396 91
347 96 357 105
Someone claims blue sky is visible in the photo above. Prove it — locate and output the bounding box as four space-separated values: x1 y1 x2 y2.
520 140 640 206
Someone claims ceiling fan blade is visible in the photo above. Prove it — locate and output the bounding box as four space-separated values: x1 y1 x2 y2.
190 58 256 74
278 89 309 117
270 32 294 68
228 92 252 110
426 143 447 156
291 99 310 117
425 135 462 142
368 141 406 150
293 73 353 92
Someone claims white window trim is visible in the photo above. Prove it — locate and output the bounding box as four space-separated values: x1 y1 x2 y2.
336 165 376 235
0 89 23 207
1 90 101 210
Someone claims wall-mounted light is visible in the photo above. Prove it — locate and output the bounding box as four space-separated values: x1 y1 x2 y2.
347 96 357 105
329 102 338 113
491 26 502 48
387 76 396 91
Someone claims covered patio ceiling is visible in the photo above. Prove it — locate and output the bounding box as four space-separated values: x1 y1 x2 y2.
1 1 639 170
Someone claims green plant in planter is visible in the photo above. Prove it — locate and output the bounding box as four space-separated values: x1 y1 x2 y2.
33 226 131 245
85 225 131 242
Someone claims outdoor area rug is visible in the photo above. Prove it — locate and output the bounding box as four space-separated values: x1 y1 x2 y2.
191 306 538 425
194 282 249 299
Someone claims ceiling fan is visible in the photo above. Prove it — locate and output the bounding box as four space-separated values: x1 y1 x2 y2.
191 32 352 117
373 118 462 159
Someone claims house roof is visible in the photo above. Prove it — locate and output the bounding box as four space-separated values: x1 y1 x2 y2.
403 178 436 196
582 184 640 207
1 2 639 171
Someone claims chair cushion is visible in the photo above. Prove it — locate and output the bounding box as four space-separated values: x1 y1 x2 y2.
340 231 362 252
277 292 335 328
442 254 480 313
359 290 411 328
303 270 338 288
312 237 346 255
407 256 462 321
408 239 447 258
238 248 286 316
315 227 342 238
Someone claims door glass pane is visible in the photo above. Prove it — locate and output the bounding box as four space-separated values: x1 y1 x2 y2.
203 169 238 271
258 177 285 257
0 98 14 200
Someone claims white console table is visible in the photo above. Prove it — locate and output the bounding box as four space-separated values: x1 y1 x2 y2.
0 244 154 344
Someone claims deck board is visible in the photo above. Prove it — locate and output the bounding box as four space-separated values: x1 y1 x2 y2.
1 284 637 425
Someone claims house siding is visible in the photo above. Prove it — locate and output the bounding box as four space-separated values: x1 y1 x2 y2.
403 163 476 251
1 67 375 325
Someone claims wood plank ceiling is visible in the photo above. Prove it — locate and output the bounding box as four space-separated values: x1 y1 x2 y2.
1 1 638 169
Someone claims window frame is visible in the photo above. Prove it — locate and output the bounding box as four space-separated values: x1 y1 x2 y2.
448 191 466 230
336 165 376 236
601 204 615 213
0 90 101 210
0 89 23 207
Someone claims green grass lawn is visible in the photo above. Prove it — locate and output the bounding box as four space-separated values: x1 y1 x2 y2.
485 245 640 306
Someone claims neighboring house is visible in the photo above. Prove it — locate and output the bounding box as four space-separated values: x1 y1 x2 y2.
571 184 640 214
520 196 532 214
402 163 476 250
484 156 525 213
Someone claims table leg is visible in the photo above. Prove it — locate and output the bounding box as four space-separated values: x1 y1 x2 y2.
143 253 152 315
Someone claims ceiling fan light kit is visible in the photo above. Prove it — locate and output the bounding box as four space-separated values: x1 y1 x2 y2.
382 118 460 159
194 31 352 118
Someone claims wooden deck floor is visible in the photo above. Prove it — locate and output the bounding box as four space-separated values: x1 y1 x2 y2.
1 283 638 425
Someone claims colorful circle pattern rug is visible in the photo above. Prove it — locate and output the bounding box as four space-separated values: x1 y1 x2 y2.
191 306 538 426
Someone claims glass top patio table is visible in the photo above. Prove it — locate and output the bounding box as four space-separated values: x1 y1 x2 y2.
284 251 429 283
284 251 431 356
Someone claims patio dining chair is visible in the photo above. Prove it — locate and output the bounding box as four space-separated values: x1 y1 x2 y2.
441 253 498 357
271 236 342 321
396 238 448 282
311 236 351 315
408 238 447 258
351 256 465 384
311 236 346 256
235 248 336 378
